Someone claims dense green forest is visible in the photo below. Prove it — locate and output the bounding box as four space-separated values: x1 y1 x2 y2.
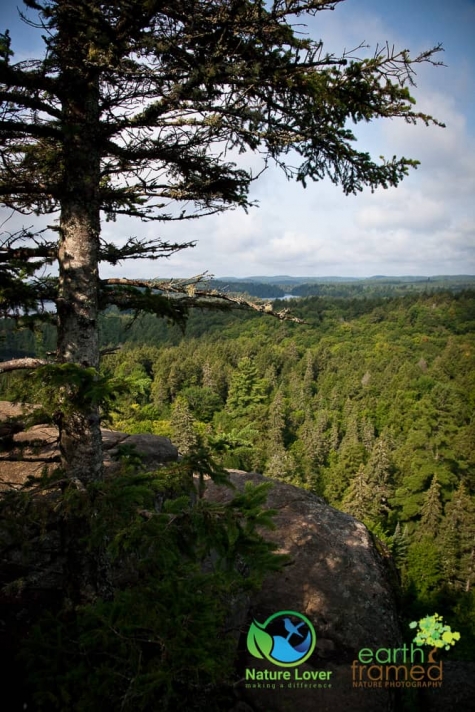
1 286 475 657
209 274 475 299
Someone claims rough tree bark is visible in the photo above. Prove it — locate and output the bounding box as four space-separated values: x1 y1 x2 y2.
52 10 109 600
55 17 103 484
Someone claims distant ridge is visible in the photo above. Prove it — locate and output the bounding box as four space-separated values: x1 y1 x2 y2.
217 275 474 283
208 275 475 299
217 275 360 284
150 275 475 300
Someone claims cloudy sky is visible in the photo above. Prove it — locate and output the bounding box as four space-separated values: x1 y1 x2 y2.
2 0 474 279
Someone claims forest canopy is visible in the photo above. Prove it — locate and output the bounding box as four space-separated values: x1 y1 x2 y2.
2 287 475 659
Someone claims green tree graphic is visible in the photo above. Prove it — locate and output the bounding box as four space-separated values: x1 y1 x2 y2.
410 613 461 662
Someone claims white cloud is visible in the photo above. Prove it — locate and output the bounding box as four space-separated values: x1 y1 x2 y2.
356 189 448 233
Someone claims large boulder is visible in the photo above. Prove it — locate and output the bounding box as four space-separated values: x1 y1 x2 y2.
204 470 402 712
106 432 178 469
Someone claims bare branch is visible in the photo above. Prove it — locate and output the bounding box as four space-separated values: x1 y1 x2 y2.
100 346 122 356
0 358 49 373
102 277 305 323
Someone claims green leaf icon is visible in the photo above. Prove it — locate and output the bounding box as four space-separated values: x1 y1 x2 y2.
247 620 274 661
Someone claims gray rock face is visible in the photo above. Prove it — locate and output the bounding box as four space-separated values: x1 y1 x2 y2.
204 470 402 712
106 432 178 468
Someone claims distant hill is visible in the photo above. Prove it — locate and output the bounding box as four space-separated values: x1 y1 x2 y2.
213 275 475 299
218 275 360 284
218 274 475 284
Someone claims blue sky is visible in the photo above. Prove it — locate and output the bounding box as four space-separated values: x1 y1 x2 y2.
1 0 474 278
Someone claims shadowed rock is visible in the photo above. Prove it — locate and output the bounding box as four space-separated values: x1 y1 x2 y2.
204 470 402 712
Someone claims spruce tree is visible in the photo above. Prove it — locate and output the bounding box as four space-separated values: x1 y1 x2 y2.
302 351 316 402
342 463 373 522
226 357 266 416
360 417 375 452
0 0 443 484
366 436 394 520
170 396 198 455
440 483 475 591
417 475 443 539
299 410 328 469
391 522 409 570
267 389 286 449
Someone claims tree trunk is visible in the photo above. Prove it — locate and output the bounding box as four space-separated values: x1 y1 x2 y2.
54 22 111 601
56 63 103 485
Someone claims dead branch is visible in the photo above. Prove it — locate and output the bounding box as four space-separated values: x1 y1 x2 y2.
102 276 305 323
0 358 48 373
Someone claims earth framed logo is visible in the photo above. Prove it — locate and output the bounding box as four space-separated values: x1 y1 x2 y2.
247 610 316 667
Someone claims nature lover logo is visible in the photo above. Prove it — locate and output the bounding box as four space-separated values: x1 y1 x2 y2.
247 610 316 667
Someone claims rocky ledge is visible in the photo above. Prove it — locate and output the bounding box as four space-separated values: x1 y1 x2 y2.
0 401 177 489
206 470 402 712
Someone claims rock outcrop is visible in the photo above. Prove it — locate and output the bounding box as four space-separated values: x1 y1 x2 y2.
205 470 402 712
0 401 178 489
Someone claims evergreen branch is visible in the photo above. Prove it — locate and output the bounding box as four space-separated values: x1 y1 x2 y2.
0 119 60 139
0 244 57 262
0 90 61 118
271 0 345 19
99 237 194 264
0 60 58 94
0 183 58 198
102 202 234 222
